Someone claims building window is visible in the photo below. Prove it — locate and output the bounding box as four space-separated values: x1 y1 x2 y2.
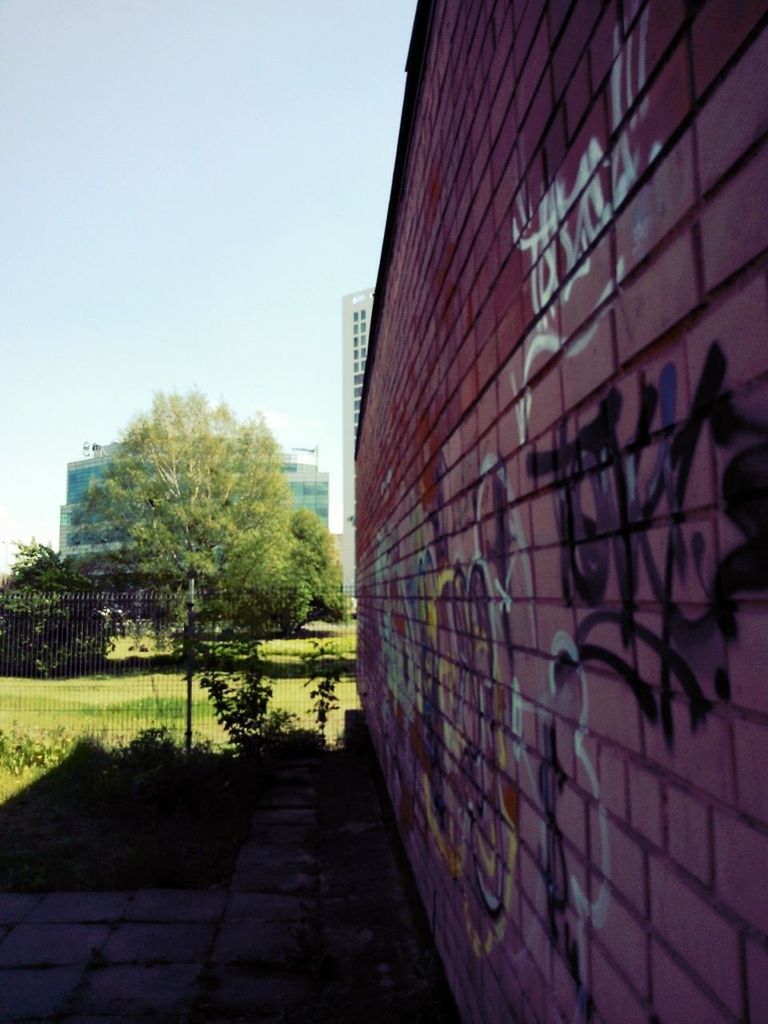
353 311 359 322
360 309 366 320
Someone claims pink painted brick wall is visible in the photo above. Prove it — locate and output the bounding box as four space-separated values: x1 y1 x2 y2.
356 1 768 1021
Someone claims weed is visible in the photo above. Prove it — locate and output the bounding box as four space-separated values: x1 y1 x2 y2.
302 639 342 743
0 727 74 776
0 728 259 891
199 640 275 757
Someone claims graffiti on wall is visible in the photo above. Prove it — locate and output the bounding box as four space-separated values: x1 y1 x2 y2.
511 6 659 445
361 2 768 1020
363 339 768 1020
532 342 768 744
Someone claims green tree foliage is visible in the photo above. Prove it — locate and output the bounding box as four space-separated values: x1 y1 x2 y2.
0 591 114 678
74 393 344 636
75 393 293 605
0 545 111 678
272 509 345 635
9 542 92 592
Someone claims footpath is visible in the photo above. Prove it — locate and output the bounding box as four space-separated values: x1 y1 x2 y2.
0 737 458 1023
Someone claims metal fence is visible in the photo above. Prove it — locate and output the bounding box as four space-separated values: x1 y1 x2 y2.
0 590 358 749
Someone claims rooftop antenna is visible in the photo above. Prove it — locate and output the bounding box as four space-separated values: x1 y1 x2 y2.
292 446 318 466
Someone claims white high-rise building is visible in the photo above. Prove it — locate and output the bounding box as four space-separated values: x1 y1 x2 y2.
341 287 373 591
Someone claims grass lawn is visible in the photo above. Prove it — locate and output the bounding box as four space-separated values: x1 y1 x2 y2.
0 625 359 753
0 671 359 756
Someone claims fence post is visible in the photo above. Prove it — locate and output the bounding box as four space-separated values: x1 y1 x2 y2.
185 576 196 754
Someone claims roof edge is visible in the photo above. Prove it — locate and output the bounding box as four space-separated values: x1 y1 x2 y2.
355 0 435 457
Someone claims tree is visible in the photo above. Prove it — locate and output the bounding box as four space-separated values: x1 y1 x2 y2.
74 392 293 604
1 544 111 678
272 509 345 634
8 542 92 592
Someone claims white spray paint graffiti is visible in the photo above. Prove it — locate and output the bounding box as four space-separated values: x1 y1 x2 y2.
511 7 657 445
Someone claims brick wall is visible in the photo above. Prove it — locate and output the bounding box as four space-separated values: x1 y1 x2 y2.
355 1 768 1021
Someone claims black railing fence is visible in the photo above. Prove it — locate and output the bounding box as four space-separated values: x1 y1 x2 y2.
0 589 357 749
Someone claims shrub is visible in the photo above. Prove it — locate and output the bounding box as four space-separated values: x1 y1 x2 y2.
302 639 341 743
0 591 115 678
199 640 275 757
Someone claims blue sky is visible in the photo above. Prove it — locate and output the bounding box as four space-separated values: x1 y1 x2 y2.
0 0 415 567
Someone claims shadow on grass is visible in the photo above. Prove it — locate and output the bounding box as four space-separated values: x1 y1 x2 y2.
100 651 186 674
258 655 357 680
0 735 262 892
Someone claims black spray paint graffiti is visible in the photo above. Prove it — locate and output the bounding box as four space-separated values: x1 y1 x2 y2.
530 341 768 745
540 719 594 1021
369 341 766 1020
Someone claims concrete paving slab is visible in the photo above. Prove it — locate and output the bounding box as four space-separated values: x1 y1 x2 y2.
0 923 109 966
0 748 457 1022
0 965 84 1019
236 841 316 870
231 863 316 895
255 786 317 809
57 1017 147 1023
247 823 316 846
212 920 298 964
26 892 131 923
61 1016 188 1023
192 1017 283 1024
249 806 317 826
224 891 306 923
125 889 227 922
197 966 310 1018
73 963 201 1015
56 1018 158 1023
101 921 215 963
0 893 41 924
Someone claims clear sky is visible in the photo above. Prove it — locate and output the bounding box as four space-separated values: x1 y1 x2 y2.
0 0 416 569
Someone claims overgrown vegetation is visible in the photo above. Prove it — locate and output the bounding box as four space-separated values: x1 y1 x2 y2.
0 728 260 891
302 639 342 742
0 726 75 779
0 589 116 677
199 637 329 757
199 638 278 756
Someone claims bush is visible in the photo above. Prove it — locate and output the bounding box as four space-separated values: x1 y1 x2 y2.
200 639 327 758
199 640 274 757
0 591 115 678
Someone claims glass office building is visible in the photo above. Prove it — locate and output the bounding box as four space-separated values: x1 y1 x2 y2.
281 450 329 527
341 288 374 590
59 444 120 558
